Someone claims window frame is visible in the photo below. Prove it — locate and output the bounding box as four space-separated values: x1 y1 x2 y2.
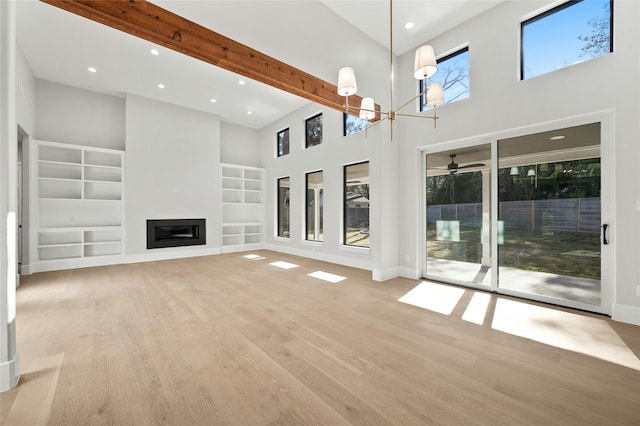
343 161 370 248
276 127 290 157
305 170 324 242
343 112 369 137
276 176 290 239
520 0 614 80
419 46 470 112
305 113 323 148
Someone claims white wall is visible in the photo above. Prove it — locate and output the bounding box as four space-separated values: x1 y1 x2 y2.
220 122 260 167
15 44 34 136
259 102 388 273
15 44 34 271
35 79 125 150
125 94 221 257
395 0 640 323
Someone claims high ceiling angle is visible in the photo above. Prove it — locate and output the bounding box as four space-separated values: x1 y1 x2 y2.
16 0 505 129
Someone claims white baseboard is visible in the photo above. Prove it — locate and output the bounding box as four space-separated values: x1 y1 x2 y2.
29 247 222 273
612 303 640 326
0 353 20 392
264 243 373 272
399 266 422 280
372 267 400 282
30 255 128 273
121 247 221 265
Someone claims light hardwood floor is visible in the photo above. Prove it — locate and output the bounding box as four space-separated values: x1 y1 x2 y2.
2 250 639 425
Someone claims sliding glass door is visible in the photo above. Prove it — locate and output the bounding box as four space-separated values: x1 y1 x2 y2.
497 123 603 308
425 144 491 287
424 121 609 313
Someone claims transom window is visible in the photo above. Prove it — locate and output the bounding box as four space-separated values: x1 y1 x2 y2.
521 0 613 80
344 113 368 137
420 47 469 111
305 113 323 148
277 128 289 157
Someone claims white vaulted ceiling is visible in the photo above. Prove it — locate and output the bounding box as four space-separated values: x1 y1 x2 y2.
16 0 505 129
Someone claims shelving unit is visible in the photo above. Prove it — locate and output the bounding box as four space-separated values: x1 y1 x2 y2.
221 163 264 252
31 140 125 270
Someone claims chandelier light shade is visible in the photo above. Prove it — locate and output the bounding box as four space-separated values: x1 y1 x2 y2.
336 0 443 138
359 97 376 120
426 82 444 107
337 67 358 97
413 45 438 79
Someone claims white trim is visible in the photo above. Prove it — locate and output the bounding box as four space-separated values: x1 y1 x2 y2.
265 243 373 272
399 266 421 280
0 354 20 392
30 247 222 273
419 111 615 315
373 267 400 282
612 304 640 326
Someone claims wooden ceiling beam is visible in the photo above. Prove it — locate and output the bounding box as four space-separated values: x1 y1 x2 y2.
39 0 381 119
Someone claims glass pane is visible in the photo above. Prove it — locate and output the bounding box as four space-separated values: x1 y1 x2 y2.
426 145 491 286
344 113 368 136
306 170 323 241
522 0 612 79
277 177 290 238
277 128 289 157
498 123 601 306
421 47 469 110
305 113 322 147
344 162 369 247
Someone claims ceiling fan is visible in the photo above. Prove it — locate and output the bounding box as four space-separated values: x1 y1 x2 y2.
446 154 485 172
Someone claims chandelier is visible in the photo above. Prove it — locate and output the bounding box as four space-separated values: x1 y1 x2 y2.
337 0 444 140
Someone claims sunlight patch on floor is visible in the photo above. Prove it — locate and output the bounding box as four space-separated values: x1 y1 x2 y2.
307 271 346 283
398 281 465 315
492 298 640 370
243 254 265 260
269 261 299 270
462 292 491 325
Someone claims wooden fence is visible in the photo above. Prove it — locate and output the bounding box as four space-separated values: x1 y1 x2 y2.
427 198 600 234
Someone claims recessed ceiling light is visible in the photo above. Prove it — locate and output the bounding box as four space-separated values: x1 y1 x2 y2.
550 135 565 140
247 111 252 115
157 83 165 89
238 80 245 85
210 98 217 103
150 48 160 56
404 22 414 30
87 67 97 73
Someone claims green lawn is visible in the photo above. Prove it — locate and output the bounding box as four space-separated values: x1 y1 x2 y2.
427 226 600 280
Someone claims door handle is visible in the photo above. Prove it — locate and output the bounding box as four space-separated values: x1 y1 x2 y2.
601 224 608 245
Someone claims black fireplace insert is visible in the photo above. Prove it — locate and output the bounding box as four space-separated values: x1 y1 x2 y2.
147 219 206 249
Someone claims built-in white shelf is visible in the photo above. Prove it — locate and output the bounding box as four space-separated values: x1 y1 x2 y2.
220 164 264 252
31 140 125 269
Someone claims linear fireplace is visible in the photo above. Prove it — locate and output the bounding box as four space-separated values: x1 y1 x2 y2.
147 219 206 249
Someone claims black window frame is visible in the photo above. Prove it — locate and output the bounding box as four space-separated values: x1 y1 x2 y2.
520 0 614 80
276 127 290 157
343 161 370 248
305 170 324 242
277 177 290 238
305 113 323 148
343 112 369 137
419 46 470 112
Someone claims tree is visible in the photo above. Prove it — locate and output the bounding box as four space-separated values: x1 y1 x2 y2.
439 65 469 104
426 171 482 205
579 1 611 58
421 49 469 109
